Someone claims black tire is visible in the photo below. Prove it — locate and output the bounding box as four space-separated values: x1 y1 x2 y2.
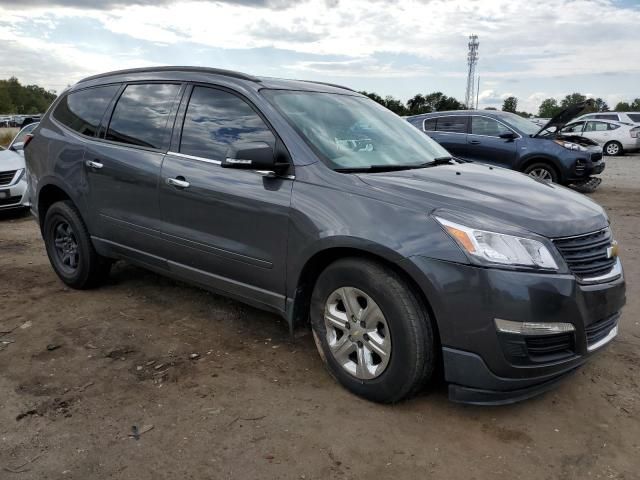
43 200 111 289
604 141 623 156
524 162 559 183
310 258 436 403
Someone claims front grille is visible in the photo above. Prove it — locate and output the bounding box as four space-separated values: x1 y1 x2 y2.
0 195 22 206
0 170 17 186
525 334 574 357
586 314 618 347
553 228 616 279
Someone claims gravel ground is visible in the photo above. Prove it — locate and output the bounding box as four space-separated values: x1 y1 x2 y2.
0 156 639 480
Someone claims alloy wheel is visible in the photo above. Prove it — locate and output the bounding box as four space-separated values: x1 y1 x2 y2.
53 220 79 272
528 168 553 182
605 143 620 155
323 287 391 380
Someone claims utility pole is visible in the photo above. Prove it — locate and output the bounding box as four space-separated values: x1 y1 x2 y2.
476 76 480 109
465 34 479 109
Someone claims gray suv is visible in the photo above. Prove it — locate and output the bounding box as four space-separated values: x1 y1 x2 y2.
26 67 626 405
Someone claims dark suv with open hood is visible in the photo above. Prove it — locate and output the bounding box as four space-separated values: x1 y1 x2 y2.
26 67 625 405
407 103 604 186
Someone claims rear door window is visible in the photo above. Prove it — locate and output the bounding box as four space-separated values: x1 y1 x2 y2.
53 85 120 137
106 83 181 149
471 116 512 137
585 121 609 132
179 86 275 161
435 116 467 133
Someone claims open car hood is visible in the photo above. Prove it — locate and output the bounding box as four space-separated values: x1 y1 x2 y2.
534 100 593 138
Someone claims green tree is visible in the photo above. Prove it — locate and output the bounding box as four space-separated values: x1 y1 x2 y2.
593 98 609 112
406 94 427 115
560 92 587 108
538 98 562 118
0 77 57 114
502 96 518 113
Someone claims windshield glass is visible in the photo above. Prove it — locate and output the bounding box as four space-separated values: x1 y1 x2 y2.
497 113 540 136
263 90 450 170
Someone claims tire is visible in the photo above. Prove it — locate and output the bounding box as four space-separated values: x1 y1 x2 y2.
43 200 111 289
604 141 623 156
524 162 559 183
310 258 435 403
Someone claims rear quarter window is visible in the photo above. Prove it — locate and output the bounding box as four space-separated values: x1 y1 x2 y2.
52 85 120 137
628 114 640 123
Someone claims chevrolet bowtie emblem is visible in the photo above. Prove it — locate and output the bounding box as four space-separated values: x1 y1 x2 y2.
607 241 619 259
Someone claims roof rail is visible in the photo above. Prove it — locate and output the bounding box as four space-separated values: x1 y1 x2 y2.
294 79 357 93
77 66 261 84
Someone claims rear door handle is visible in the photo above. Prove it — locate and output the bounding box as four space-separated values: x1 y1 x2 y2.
469 140 481 145
85 160 104 169
166 177 190 189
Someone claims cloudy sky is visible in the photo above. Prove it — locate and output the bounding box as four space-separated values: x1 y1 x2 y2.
0 0 639 112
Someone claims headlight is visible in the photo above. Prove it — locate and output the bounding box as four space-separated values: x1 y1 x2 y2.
435 217 559 270
553 139 588 151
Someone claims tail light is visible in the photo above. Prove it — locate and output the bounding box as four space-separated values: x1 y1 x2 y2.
23 133 34 148
631 127 640 138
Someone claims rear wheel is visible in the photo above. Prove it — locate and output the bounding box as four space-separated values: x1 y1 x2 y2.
524 162 558 183
604 141 622 156
43 200 111 289
310 258 436 403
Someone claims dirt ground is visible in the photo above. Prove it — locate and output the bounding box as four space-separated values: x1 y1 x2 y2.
1 157 639 480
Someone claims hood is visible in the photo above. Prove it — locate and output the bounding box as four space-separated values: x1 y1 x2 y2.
0 148 25 172
358 163 607 238
534 100 593 138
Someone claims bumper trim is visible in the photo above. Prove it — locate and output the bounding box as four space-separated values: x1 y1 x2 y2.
448 367 579 406
587 324 618 352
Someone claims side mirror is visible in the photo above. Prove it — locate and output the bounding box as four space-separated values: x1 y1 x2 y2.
499 131 517 140
222 141 275 170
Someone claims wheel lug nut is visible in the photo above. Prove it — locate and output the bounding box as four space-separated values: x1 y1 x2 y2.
345 323 350 330
359 321 366 328
357 341 363 348
363 333 369 341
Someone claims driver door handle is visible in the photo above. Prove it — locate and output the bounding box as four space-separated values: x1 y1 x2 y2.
469 140 481 145
166 177 190 189
85 160 104 169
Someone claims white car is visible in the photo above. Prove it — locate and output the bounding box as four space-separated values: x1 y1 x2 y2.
561 119 640 156
574 111 640 125
8 122 39 156
0 147 29 210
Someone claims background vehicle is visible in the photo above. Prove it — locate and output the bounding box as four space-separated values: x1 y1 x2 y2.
26 67 625 405
0 146 29 211
574 112 640 125
561 119 640 156
406 105 603 185
8 122 39 155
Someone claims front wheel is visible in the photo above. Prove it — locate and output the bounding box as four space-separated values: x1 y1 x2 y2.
604 141 623 156
43 200 111 289
524 162 558 183
310 258 436 403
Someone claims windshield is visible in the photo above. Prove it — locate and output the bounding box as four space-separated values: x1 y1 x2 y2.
497 113 540 136
263 90 450 170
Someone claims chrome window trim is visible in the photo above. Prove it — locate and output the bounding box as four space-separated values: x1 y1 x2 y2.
167 151 221 165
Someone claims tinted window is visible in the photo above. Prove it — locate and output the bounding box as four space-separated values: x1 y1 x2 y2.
585 121 609 132
471 116 512 136
180 86 275 160
423 118 437 131
106 83 181 149
435 116 467 133
595 114 619 121
628 114 640 122
53 85 119 136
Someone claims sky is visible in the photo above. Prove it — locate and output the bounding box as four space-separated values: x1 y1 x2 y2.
0 0 639 113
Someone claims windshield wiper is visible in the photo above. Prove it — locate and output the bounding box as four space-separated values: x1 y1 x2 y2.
335 158 457 173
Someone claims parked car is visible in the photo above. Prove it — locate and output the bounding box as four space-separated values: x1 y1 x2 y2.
8 122 39 155
561 119 640 156
574 112 640 125
26 67 625 405
0 145 30 211
407 104 604 185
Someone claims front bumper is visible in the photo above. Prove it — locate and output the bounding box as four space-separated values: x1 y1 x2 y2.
405 256 626 404
0 171 29 210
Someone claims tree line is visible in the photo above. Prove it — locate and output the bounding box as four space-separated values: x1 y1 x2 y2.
0 77 58 115
361 89 640 118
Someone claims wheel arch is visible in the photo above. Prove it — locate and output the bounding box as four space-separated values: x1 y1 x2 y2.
288 243 440 343
519 155 562 181
36 181 74 230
